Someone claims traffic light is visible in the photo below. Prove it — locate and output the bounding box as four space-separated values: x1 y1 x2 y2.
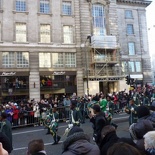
125 75 130 85
130 78 135 85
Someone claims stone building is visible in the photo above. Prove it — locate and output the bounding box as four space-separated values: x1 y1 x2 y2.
0 0 152 102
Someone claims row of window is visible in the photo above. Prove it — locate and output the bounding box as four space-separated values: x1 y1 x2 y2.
0 0 72 15
3 23 73 44
2 52 76 68
122 61 142 73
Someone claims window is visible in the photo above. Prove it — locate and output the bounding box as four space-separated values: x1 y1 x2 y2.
16 0 26 12
52 53 63 67
128 61 135 72
122 61 127 73
39 53 51 67
15 23 27 42
40 0 50 14
63 26 73 43
65 53 76 67
127 24 134 35
128 42 135 55
17 52 29 68
125 10 133 18
62 2 71 15
135 61 141 72
2 52 15 68
40 24 51 43
92 4 105 36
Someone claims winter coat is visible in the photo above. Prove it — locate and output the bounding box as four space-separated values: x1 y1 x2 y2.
0 119 13 150
90 112 108 144
62 132 100 155
33 104 40 118
99 131 137 155
0 131 12 153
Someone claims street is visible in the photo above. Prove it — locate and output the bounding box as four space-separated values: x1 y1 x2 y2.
11 112 130 155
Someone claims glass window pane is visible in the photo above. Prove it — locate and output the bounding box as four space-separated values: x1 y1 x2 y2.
16 23 27 42
63 26 73 43
2 52 15 68
62 2 71 15
127 24 134 35
52 53 63 68
17 52 29 68
135 62 141 72
125 10 133 18
128 61 135 72
39 53 51 67
40 0 50 13
40 24 50 43
92 4 105 36
128 42 135 55
16 0 26 11
65 53 76 67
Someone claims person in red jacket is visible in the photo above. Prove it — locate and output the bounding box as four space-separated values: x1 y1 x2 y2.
12 103 19 126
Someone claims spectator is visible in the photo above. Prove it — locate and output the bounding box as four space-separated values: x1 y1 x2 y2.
27 139 46 155
99 125 136 155
144 131 155 155
0 112 13 152
62 126 100 155
107 142 143 155
0 131 12 153
129 106 154 151
89 104 108 145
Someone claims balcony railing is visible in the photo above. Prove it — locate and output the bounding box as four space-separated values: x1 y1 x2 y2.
91 36 117 49
93 55 119 63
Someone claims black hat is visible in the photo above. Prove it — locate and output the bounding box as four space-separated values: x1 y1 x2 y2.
136 106 150 119
67 126 84 137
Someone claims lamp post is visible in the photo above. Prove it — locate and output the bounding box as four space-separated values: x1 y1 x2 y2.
84 36 91 96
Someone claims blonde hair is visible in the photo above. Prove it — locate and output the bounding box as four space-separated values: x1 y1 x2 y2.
144 131 155 148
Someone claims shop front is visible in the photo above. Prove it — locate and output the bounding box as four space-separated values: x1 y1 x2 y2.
0 71 29 103
40 71 77 99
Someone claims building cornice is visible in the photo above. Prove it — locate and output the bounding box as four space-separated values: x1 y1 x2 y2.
117 0 151 6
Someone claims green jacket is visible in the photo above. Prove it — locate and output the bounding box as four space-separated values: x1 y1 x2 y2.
100 99 107 112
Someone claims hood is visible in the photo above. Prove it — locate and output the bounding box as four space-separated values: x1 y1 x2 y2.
62 132 92 154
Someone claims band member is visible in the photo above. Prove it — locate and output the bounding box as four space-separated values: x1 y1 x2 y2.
125 99 138 125
70 100 82 127
44 107 61 145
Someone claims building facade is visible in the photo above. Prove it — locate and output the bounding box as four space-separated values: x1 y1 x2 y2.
0 0 152 102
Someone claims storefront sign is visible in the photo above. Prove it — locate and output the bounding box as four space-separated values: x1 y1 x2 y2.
53 71 65 75
1 72 16 76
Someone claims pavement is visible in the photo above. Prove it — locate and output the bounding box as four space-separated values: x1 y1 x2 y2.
11 112 130 155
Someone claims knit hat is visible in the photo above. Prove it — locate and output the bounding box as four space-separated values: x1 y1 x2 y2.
67 126 84 137
136 106 150 119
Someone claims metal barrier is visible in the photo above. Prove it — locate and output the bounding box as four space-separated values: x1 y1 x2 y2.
10 106 70 128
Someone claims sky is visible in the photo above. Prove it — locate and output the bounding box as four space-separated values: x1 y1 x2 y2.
146 0 155 55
